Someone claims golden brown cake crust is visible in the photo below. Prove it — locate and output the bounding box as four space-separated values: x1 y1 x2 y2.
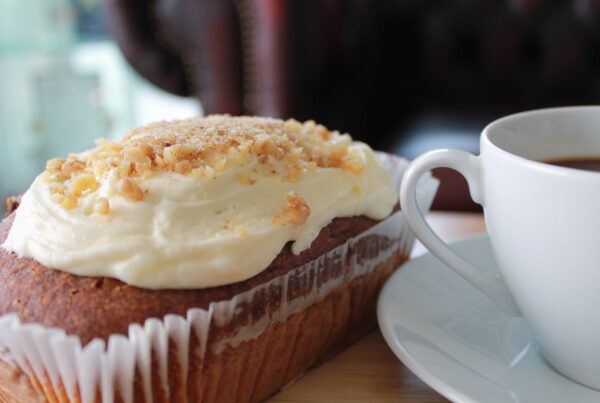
0 208 391 344
0 248 406 403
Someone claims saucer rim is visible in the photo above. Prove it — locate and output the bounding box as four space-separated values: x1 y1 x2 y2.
378 233 488 403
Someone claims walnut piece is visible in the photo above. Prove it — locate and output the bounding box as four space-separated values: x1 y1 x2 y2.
273 192 311 226
94 197 110 215
46 158 65 173
116 178 144 201
61 196 77 210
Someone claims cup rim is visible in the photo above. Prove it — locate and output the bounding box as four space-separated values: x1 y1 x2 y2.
481 105 600 177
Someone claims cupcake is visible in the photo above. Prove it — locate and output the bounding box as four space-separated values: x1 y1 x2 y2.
0 116 436 402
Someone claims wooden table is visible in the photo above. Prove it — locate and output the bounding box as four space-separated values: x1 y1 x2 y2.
270 211 486 403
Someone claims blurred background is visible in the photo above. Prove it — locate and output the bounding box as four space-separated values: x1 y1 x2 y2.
2 0 600 211
0 0 200 208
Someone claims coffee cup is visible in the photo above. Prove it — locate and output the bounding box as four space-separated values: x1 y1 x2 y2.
400 106 600 390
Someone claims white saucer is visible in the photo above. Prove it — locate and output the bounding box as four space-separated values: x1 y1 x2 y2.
378 234 600 403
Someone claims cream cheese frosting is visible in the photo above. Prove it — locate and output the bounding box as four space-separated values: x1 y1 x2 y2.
2 116 398 289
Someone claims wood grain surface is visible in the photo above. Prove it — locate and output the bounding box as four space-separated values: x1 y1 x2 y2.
269 212 486 402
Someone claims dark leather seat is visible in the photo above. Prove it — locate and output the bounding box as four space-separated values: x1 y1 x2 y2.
105 0 600 210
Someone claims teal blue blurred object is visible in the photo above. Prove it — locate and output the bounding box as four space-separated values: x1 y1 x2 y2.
0 0 135 208
0 0 76 53
72 0 108 40
34 61 108 165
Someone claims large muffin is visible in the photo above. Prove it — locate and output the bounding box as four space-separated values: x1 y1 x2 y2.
0 116 432 402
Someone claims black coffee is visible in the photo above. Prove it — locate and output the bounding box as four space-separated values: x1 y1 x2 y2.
544 158 600 172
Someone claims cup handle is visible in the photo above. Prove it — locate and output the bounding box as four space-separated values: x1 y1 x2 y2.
400 149 521 316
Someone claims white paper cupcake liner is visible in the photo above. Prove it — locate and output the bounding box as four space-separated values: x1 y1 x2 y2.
0 154 438 403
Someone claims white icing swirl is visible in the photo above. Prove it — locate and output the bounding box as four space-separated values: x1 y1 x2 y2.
2 143 397 289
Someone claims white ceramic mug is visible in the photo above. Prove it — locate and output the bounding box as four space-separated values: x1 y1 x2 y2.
400 106 600 390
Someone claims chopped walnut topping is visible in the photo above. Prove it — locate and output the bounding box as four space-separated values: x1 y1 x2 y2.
47 173 68 183
174 160 192 175
125 147 150 164
42 115 363 212
284 164 303 183
61 196 77 210
273 192 311 226
61 160 85 177
70 174 97 197
46 158 65 173
342 151 365 174
116 178 144 201
94 197 110 215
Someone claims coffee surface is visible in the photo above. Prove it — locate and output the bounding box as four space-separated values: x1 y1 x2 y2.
544 157 600 172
